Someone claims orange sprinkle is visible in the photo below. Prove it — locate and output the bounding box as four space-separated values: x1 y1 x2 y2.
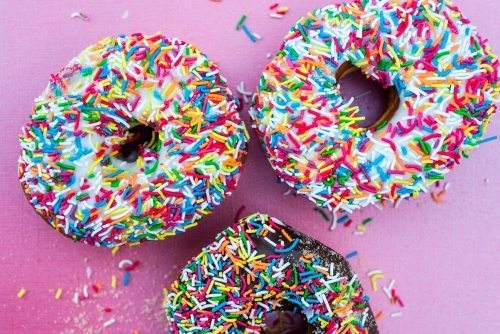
281 229 292 242
431 192 444 203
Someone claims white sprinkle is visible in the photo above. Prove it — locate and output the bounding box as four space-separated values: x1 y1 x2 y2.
353 231 364 236
252 32 262 40
394 197 404 209
444 182 451 190
329 211 338 231
264 237 277 247
283 189 292 196
103 318 116 327
86 267 92 279
118 259 133 269
354 90 372 100
83 285 88 298
267 53 271 58
270 13 283 18
382 287 392 300
70 12 89 20
390 312 403 318
485 178 490 183
237 82 253 96
387 278 396 291
73 292 79 304
367 270 383 277
122 10 129 19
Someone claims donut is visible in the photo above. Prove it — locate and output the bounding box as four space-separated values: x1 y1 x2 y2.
165 213 378 333
18 33 249 247
249 0 499 212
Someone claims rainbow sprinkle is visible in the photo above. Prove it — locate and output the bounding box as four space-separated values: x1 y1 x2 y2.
18 33 249 247
165 213 378 333
250 0 500 213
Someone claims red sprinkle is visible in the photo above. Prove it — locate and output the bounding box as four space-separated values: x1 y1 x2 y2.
123 260 141 271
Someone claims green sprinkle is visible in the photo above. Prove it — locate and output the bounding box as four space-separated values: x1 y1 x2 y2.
290 82 305 91
236 14 247 30
362 218 373 225
131 215 149 222
376 120 388 130
76 193 89 201
415 137 431 155
205 161 220 170
96 58 107 67
171 168 183 181
56 162 75 170
314 208 330 222
145 159 159 175
293 264 299 285
171 130 182 140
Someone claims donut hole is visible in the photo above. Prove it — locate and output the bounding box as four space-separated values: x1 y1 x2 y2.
116 124 156 162
264 311 309 334
336 62 400 129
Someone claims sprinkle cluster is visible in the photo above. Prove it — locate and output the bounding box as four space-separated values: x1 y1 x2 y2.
250 0 500 212
165 213 377 333
19 33 249 247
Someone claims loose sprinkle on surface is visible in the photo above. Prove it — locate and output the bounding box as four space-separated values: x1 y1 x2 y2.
346 251 358 259
55 288 63 299
329 210 338 230
123 272 130 286
241 24 257 42
70 12 88 20
17 288 26 298
236 14 247 30
103 318 116 327
313 207 329 222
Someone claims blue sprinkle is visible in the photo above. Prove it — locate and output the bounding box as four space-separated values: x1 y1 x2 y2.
476 135 497 145
123 272 130 286
338 215 350 224
275 238 300 253
346 251 358 259
241 25 257 42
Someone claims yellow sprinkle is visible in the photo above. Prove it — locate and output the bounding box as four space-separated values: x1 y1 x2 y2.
111 275 117 288
87 157 103 175
370 274 384 292
111 246 119 255
55 288 63 299
17 288 26 298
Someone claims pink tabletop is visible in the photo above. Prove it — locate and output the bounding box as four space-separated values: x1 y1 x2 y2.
1 0 499 333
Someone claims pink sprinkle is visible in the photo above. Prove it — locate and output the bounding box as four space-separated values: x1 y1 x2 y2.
234 205 246 223
269 3 279 9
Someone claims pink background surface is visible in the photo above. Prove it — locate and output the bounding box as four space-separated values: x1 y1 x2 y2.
1 0 499 333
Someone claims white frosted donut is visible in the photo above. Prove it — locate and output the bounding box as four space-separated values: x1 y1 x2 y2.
250 0 499 212
18 33 249 247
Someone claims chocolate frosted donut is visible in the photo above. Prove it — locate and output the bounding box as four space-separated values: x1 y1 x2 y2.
18 33 249 247
165 213 378 333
